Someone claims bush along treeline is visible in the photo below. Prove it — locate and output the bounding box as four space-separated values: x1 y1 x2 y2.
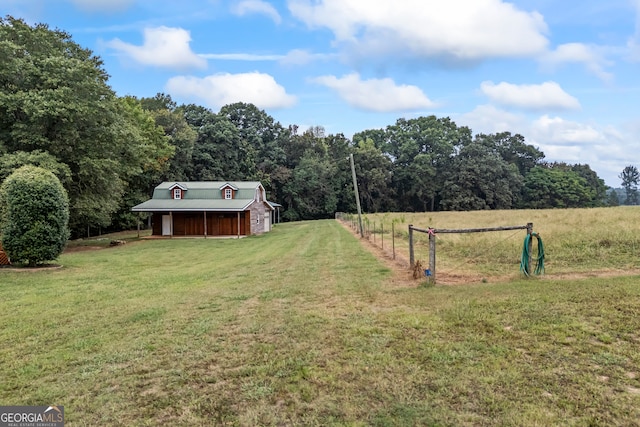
0 165 70 265
0 16 610 238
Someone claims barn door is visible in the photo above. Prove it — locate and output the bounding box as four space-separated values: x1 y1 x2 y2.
162 215 171 236
264 213 271 232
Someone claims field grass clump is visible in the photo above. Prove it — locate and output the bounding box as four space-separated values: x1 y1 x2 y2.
2 218 640 425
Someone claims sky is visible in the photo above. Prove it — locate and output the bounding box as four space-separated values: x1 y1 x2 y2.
2 0 640 187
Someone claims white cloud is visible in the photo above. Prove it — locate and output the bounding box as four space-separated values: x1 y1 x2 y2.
69 0 134 12
311 73 436 112
459 106 632 186
231 0 282 24
457 105 528 135
540 43 613 82
288 0 548 63
106 26 207 70
628 0 640 61
197 49 333 65
529 117 630 185
280 49 334 66
531 115 604 145
165 72 297 109
480 81 581 111
199 53 284 61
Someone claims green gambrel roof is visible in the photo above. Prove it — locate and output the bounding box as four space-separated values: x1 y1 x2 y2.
131 198 253 212
131 181 273 212
152 181 263 200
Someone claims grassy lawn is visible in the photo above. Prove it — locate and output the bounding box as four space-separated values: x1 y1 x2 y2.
2 219 640 425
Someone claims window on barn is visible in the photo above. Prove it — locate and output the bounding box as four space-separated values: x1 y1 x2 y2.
225 188 233 199
173 188 182 199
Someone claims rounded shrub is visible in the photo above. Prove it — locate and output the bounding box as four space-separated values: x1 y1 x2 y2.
0 165 70 265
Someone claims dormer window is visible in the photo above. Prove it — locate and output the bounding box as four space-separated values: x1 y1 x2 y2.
169 183 187 199
225 188 233 199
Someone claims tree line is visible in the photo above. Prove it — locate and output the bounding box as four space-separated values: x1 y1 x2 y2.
0 17 612 238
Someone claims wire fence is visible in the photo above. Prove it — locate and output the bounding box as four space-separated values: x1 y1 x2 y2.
336 213 537 284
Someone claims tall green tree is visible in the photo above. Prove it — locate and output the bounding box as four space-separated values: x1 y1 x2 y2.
0 17 167 235
619 165 639 205
282 149 338 220
219 102 288 194
385 116 472 211
181 104 253 181
477 132 544 175
440 140 522 210
521 165 594 208
352 128 387 150
353 138 395 212
151 108 196 182
140 92 177 112
110 97 174 230
0 165 69 265
569 163 607 206
324 132 355 213
140 93 196 182
0 150 71 186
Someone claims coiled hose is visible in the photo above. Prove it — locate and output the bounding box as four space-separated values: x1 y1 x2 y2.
520 232 544 276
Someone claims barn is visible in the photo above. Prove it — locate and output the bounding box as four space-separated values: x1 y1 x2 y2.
131 181 275 237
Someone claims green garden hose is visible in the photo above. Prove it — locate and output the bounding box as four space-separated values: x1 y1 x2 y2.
520 232 545 276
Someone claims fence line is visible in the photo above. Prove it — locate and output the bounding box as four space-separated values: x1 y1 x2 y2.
409 223 533 285
335 213 535 285
335 212 398 260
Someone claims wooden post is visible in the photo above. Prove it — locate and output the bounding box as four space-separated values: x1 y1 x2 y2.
137 216 140 238
381 223 384 250
392 222 395 260
204 211 207 238
526 222 533 275
237 212 241 239
169 211 173 238
409 224 414 267
373 221 376 243
429 230 436 284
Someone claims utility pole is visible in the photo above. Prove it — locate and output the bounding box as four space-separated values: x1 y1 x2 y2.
349 153 364 238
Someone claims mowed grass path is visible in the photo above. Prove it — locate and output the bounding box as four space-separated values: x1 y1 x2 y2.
2 220 640 425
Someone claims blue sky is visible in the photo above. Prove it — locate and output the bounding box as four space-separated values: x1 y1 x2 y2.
3 0 640 187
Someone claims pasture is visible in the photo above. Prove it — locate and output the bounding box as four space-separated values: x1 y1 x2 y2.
1 211 640 425
352 206 640 281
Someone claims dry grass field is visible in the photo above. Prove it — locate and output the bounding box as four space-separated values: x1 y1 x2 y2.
346 207 640 283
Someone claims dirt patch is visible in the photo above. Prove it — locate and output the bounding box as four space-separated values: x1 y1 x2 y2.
64 245 105 253
338 220 420 288
542 269 640 281
0 264 62 272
